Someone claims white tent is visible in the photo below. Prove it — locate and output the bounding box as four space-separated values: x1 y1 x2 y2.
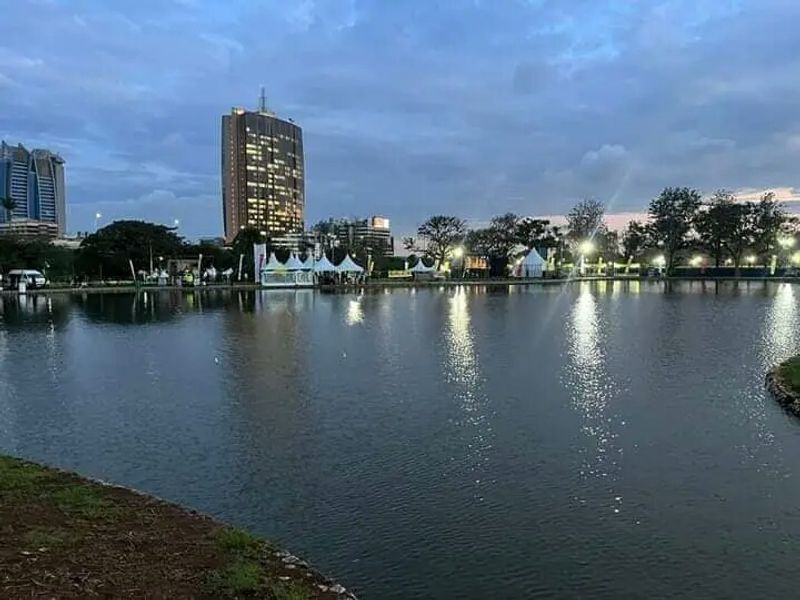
516 248 546 278
336 254 364 273
409 258 435 273
300 255 314 270
314 254 337 273
263 252 284 271
284 253 304 270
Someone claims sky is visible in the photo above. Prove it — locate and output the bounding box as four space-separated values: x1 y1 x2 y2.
2 0 800 240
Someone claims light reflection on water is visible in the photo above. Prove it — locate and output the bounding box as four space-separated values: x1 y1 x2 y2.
762 283 799 369
564 284 623 513
346 296 364 326
443 287 493 500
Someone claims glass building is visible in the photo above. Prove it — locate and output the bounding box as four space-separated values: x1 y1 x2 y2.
221 105 304 243
0 141 66 237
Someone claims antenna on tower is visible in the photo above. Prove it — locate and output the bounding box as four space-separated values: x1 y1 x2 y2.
259 86 268 113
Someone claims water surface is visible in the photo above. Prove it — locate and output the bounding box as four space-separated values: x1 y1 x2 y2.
1 281 799 598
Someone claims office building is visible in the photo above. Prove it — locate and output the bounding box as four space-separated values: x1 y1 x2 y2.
221 97 304 243
0 141 66 238
313 215 394 256
354 216 393 256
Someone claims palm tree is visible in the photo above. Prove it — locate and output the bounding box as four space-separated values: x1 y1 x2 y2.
1 196 16 224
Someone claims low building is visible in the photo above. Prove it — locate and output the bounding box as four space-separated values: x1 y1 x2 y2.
0 220 60 240
354 216 393 256
312 215 394 256
271 230 316 252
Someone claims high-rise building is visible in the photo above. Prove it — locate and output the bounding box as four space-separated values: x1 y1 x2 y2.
0 141 66 238
221 98 305 243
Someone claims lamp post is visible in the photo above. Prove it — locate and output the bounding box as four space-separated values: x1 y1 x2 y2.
579 240 595 276
778 236 795 271
451 246 465 279
653 254 666 277
94 212 102 231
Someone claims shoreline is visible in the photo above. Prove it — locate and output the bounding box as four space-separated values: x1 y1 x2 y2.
0 454 357 599
2 275 799 296
766 357 800 416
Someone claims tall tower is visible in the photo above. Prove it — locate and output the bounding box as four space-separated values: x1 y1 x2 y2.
0 141 66 238
221 96 305 243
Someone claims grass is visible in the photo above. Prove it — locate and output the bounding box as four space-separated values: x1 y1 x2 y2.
216 526 261 555
53 484 118 519
271 581 312 600
778 355 800 393
1 454 335 598
204 558 264 596
0 455 57 497
23 526 69 548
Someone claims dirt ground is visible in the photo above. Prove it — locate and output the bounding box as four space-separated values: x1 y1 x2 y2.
0 455 356 599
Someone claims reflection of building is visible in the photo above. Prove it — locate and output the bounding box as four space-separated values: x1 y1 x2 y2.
313 215 394 256
0 141 66 238
221 97 304 243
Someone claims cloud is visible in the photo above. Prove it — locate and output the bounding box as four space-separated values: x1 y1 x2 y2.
2 0 800 239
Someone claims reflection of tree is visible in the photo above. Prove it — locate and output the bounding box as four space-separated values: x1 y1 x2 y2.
67 290 257 325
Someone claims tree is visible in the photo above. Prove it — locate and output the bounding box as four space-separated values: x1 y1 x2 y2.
722 203 756 275
694 190 740 268
489 213 520 252
751 192 789 258
516 217 551 251
621 220 650 260
415 215 466 266
1 196 16 224
647 187 702 275
231 227 267 280
597 230 621 261
566 199 606 246
77 220 185 278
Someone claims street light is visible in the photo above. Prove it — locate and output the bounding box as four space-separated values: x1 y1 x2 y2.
746 255 756 265
690 255 703 267
779 236 795 249
653 255 666 267
579 240 595 255
173 219 180 228
452 246 464 259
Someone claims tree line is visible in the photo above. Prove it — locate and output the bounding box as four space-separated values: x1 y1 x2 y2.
0 187 795 281
405 188 797 276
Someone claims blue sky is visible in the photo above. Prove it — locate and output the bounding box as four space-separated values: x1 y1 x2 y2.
2 0 800 238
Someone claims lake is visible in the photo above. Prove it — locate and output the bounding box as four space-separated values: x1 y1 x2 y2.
1 281 800 598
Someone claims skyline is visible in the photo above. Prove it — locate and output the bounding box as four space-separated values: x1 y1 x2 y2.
2 1 800 239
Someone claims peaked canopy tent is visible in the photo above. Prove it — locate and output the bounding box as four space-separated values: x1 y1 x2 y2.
314 254 337 273
409 258 435 273
336 254 365 274
284 253 305 270
516 248 546 278
258 251 314 287
262 252 284 271
300 255 314 270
